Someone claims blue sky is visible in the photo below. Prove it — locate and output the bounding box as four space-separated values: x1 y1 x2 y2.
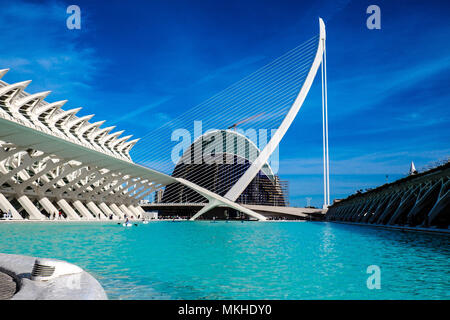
1 0 449 207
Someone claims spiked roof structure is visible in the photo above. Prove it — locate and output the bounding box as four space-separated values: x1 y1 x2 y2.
0 68 137 161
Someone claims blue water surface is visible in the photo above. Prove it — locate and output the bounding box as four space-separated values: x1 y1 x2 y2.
0 221 448 299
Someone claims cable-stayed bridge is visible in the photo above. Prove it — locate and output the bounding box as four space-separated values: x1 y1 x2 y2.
0 19 330 221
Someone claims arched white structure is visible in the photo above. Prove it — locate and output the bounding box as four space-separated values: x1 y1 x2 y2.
225 18 326 202
177 129 276 180
190 18 327 220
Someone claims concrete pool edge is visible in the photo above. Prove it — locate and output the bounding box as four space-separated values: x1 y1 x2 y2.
0 253 107 300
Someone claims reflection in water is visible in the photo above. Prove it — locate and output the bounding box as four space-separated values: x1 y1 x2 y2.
320 223 336 256
0 221 448 299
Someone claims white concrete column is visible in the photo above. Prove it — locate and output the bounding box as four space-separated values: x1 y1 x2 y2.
98 202 116 219
73 200 94 220
16 195 45 220
119 204 134 218
87 201 106 219
0 193 23 220
56 198 81 220
109 203 124 219
137 205 146 214
38 197 59 219
127 205 141 218
135 205 145 216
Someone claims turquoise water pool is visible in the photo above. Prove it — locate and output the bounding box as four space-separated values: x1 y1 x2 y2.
0 221 448 299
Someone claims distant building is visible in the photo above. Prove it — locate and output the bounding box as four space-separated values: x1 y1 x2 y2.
326 160 449 229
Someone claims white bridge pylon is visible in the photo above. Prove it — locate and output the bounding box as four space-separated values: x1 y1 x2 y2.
320 19 331 208
191 18 329 220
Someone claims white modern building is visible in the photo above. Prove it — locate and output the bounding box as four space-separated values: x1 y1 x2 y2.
0 18 329 221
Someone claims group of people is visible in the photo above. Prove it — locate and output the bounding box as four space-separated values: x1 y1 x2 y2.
1 209 146 221
0 209 13 220
160 215 187 220
123 214 141 220
266 216 290 220
49 211 64 220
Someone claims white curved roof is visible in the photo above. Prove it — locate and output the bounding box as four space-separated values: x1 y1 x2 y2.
179 129 275 180
0 70 136 161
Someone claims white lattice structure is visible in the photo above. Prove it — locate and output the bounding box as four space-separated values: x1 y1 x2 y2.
0 69 170 220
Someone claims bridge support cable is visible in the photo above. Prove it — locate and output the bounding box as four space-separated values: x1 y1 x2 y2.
185 18 328 219
321 28 330 208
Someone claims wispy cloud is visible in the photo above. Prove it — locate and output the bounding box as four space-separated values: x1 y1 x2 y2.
192 55 265 86
328 55 450 119
110 96 173 125
0 0 102 100
279 147 450 176
109 54 266 128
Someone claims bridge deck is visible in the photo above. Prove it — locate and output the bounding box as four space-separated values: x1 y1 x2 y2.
244 205 325 218
142 203 326 219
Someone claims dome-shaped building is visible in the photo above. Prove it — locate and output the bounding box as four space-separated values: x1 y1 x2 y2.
159 130 288 219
